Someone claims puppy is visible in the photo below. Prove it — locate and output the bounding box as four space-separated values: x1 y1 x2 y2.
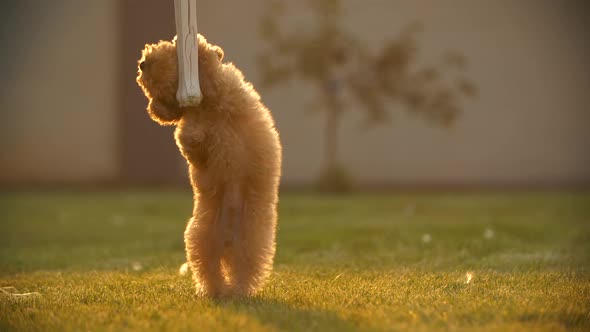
136 34 282 297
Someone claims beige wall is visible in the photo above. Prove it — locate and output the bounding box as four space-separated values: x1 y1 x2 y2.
1 0 588 188
0 0 118 185
198 0 589 187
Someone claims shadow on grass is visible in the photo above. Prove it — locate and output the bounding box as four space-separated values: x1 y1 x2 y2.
518 311 590 330
212 297 366 332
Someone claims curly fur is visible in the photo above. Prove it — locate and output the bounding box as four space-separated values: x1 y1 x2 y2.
136 34 282 298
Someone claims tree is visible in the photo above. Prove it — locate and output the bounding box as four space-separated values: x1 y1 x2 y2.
258 0 476 191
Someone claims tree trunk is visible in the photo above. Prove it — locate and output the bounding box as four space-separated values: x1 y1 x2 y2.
318 84 352 192
324 99 340 171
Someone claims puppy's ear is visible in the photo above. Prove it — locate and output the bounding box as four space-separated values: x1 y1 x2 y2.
212 45 224 62
147 98 184 126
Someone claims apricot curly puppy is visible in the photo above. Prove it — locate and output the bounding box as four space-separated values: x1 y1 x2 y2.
136 34 282 298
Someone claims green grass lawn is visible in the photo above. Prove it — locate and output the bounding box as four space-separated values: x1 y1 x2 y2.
1 191 589 331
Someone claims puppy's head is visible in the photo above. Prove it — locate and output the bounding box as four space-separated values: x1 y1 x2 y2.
136 35 225 124
137 39 178 105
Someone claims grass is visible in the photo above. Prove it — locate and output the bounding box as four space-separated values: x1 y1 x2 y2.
1 190 589 331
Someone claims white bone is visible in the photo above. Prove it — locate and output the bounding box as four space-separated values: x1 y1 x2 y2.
174 0 202 107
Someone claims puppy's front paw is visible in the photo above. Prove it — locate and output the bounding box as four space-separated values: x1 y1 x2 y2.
147 98 184 125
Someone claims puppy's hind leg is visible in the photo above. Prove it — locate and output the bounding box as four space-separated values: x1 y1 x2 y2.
217 183 252 296
218 184 242 255
225 191 277 297
184 203 227 298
